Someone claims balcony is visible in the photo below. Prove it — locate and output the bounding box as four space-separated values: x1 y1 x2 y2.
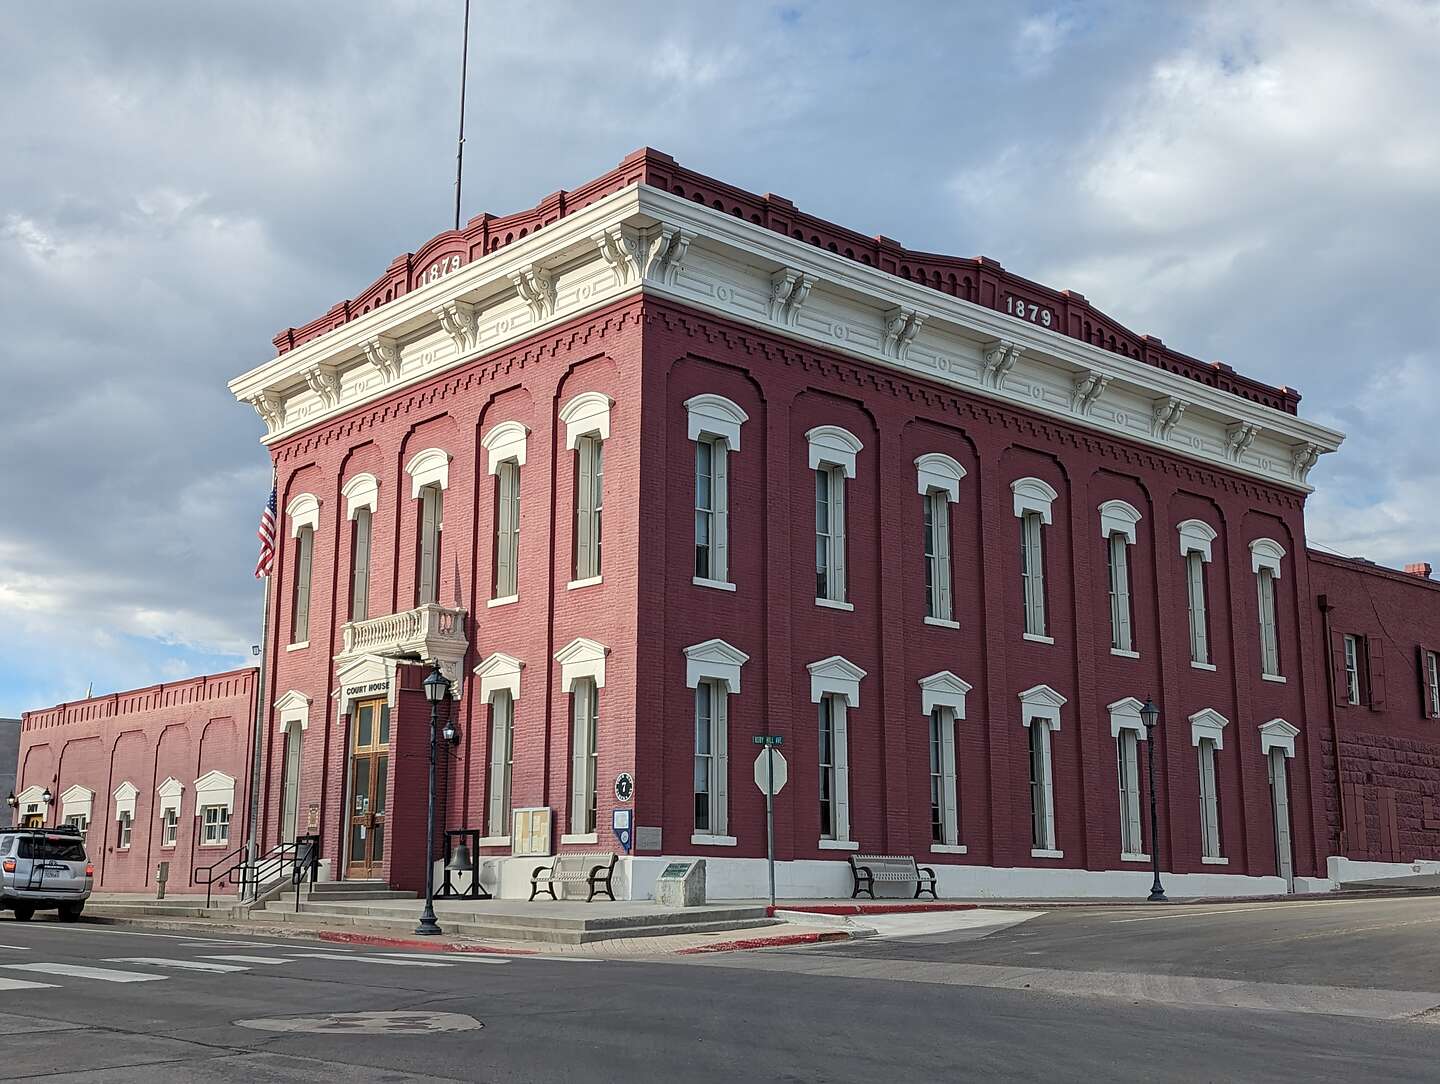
337 603 468 694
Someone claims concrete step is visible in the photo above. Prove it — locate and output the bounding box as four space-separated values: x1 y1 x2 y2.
285 889 417 902
250 906 782 944
267 898 771 932
85 902 235 919
308 880 400 896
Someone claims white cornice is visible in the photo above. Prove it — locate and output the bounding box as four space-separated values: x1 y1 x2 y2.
230 183 1344 491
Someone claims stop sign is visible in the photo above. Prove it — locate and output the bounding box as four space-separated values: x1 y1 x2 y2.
753 747 788 796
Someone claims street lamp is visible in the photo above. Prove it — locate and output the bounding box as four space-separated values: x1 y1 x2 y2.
5 792 16 826
1140 697 1167 902
416 662 452 936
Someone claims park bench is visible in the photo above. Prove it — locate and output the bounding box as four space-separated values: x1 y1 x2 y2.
848 853 938 900
529 852 618 902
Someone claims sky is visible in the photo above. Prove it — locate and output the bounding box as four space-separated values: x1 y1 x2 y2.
1 0 1437 716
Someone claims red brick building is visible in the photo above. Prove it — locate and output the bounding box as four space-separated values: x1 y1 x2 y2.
13 669 257 894
216 147 1411 901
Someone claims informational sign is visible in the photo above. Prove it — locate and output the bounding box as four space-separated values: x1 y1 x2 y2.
612 808 633 853
306 802 320 832
614 772 634 803
754 748 788 796
635 826 662 853
658 861 693 880
343 680 390 704
511 807 552 857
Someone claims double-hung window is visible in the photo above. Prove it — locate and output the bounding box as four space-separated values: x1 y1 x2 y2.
1198 738 1222 859
1116 728 1143 856
1108 534 1133 652
928 707 959 846
116 811 133 850
1343 634 1362 704
487 691 514 838
1251 539 1285 678
570 678 599 834
417 483 444 605
201 805 230 846
350 507 372 621
1013 479 1057 640
1178 520 1217 667
162 807 179 847
807 427 861 607
694 437 729 583
817 693 851 840
1426 650 1440 719
815 466 846 603
693 680 729 836
292 525 314 643
1027 720 1056 851
574 435 604 581
1020 512 1046 636
923 490 953 622
495 460 521 598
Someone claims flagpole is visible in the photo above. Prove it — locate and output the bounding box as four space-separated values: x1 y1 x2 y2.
244 474 276 899
453 0 471 231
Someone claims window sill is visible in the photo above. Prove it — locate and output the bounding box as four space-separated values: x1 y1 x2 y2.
566 576 602 591
1111 648 1140 659
486 595 519 609
1031 848 1064 859
160 843 177 850
198 842 229 849
815 598 854 612
1120 852 1152 863
1190 661 1217 672
286 641 309 653
924 616 960 629
931 843 968 855
693 577 736 593
1262 673 1287 684
1201 856 1230 865
818 838 860 851
691 833 738 847
478 835 511 847
1023 633 1055 645
560 832 598 845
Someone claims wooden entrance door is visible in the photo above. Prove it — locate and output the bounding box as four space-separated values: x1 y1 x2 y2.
347 698 390 879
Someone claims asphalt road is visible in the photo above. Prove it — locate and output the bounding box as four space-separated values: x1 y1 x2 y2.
1 902 1439 1082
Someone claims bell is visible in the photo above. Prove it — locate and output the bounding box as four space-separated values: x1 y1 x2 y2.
446 838 473 872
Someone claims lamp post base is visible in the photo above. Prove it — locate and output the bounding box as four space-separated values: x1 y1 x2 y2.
1147 884 1168 902
415 908 443 936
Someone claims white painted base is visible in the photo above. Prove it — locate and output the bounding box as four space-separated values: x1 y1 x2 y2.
449 854 1295 902
1328 855 1440 888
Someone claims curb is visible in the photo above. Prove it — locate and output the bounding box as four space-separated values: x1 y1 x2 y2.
769 902 980 917
316 930 537 955
676 930 853 955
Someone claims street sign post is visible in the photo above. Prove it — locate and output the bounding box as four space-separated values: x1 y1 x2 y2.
752 736 786 908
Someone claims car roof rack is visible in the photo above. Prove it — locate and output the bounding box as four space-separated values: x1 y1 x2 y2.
0 825 83 835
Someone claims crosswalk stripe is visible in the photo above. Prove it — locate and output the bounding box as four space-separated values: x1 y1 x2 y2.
375 953 510 964
293 952 452 968
107 957 250 973
0 976 57 992
0 945 31 951
3 963 164 983
197 955 297 965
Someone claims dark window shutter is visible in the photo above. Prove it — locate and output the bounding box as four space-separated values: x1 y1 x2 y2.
1367 637 1387 711
1419 645 1434 719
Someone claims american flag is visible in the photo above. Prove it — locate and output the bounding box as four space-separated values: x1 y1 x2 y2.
254 485 277 578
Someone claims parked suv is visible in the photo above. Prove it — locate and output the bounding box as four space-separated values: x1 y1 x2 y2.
0 826 93 921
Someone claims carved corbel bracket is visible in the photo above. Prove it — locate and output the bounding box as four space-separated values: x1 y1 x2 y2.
881 307 926 360
632 223 693 285
435 298 480 354
1225 421 1260 461
246 390 287 434
593 226 634 285
770 268 816 326
1291 441 1322 483
1151 396 1187 440
981 339 1021 389
1071 369 1111 416
509 264 556 320
361 334 401 384
303 363 341 408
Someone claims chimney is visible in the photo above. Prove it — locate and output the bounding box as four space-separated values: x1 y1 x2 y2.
1404 562 1433 580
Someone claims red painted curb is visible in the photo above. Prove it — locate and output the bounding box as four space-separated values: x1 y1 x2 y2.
676 930 852 955
766 902 980 917
316 930 537 955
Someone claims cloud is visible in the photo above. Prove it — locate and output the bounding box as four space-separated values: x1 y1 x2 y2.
0 0 1436 715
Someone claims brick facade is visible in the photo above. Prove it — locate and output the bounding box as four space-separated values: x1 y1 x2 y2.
14 669 257 894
